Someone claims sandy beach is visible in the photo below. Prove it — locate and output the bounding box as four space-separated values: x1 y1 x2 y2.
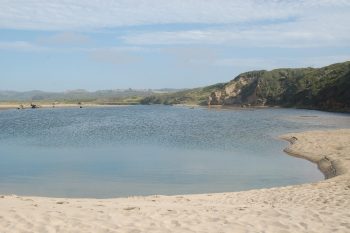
0 129 349 233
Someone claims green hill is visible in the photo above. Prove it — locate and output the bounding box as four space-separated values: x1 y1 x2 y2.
0 89 181 105
141 61 350 112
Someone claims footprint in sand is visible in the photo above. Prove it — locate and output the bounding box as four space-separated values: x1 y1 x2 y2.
56 201 69 205
123 207 140 211
171 220 181 227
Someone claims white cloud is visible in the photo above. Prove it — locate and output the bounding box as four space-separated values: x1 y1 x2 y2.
0 1 349 49
121 9 350 48
214 55 350 70
82 46 147 53
0 39 144 65
0 0 348 30
88 48 143 65
164 47 218 66
37 32 91 45
0 41 49 52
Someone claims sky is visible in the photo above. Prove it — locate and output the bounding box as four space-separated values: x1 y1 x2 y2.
1 0 350 91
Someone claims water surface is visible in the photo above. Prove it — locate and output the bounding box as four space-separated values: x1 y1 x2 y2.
0 106 348 198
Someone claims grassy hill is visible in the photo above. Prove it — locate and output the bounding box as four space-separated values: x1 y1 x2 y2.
141 61 350 112
0 89 181 105
140 83 225 105
3 61 349 112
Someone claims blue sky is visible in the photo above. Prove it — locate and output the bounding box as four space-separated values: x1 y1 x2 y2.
1 0 350 91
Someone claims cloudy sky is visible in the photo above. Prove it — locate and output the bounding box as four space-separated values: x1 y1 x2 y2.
1 0 350 91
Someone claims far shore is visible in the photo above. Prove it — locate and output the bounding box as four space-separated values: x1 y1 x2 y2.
2 102 349 115
0 102 280 112
0 102 131 110
0 129 349 232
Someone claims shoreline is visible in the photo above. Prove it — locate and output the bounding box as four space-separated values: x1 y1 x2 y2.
0 103 130 110
1 129 350 232
280 130 349 179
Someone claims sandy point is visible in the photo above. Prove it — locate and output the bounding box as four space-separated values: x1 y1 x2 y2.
0 129 350 233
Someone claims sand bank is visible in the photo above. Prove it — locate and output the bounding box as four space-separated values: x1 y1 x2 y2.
1 129 350 233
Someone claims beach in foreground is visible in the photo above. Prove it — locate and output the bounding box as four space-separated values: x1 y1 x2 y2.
1 129 349 233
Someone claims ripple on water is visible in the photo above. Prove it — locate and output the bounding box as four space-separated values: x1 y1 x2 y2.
0 106 348 197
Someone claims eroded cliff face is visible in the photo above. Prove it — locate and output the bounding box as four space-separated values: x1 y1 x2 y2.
208 72 267 106
141 61 350 112
207 61 350 111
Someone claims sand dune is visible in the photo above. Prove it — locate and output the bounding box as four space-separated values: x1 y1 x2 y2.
1 129 350 233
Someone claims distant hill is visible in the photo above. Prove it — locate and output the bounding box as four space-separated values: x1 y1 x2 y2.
141 61 350 112
0 89 181 104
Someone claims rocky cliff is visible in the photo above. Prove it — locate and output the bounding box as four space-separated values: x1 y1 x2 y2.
141 61 350 112
208 61 350 111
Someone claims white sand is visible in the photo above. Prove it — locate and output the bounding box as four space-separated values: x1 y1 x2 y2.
1 129 350 233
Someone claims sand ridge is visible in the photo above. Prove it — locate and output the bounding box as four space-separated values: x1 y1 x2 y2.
1 129 350 233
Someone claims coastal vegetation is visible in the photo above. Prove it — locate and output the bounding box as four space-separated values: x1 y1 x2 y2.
141 61 350 112
0 89 180 106
1 61 349 112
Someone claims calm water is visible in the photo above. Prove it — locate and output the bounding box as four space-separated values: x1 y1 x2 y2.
0 106 349 198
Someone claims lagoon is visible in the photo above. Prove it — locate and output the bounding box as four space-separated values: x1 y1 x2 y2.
0 106 348 198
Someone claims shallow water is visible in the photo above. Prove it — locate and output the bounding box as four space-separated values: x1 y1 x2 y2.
0 105 349 198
